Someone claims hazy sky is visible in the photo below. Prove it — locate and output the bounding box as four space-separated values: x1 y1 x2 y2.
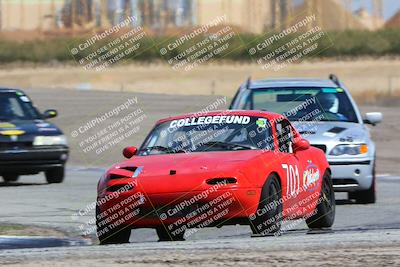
351 0 400 20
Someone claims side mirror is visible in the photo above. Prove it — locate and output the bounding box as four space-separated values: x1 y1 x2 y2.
363 112 383 126
123 146 137 159
43 109 58 119
293 139 310 152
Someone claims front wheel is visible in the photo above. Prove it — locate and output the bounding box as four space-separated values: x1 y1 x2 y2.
349 184 376 204
349 160 376 204
306 170 335 229
156 226 185 241
45 167 65 183
250 174 282 236
96 205 131 245
2 174 19 182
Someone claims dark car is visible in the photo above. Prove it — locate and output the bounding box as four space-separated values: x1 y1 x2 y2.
0 88 69 183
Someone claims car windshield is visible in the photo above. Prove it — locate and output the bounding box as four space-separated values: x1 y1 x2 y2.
239 87 358 123
0 92 41 121
139 115 274 156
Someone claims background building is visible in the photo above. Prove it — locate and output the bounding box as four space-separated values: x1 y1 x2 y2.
0 0 396 33
0 0 64 31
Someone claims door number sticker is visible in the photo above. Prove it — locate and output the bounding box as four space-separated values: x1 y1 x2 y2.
282 164 300 196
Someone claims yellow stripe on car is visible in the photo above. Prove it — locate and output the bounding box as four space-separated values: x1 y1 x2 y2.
0 123 16 128
0 130 25 136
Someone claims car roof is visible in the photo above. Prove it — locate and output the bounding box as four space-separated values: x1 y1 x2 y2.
156 110 286 125
248 78 339 89
0 87 25 94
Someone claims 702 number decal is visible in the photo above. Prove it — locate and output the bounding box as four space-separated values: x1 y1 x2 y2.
282 164 300 196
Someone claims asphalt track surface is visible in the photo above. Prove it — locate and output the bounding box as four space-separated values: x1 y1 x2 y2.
0 89 399 265
0 169 399 266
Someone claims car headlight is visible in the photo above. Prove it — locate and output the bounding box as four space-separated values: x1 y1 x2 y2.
329 144 368 156
33 135 67 146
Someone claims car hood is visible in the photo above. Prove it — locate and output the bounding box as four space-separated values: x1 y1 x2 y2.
117 150 263 176
292 121 369 144
107 150 264 194
0 119 62 142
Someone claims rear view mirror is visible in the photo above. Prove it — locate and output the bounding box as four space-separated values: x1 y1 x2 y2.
363 112 383 126
293 139 310 152
43 109 58 119
123 146 138 159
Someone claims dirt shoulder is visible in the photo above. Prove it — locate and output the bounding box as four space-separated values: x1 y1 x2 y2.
21 246 400 267
2 229 400 266
0 224 66 237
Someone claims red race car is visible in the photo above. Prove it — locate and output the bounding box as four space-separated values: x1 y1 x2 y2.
96 110 335 244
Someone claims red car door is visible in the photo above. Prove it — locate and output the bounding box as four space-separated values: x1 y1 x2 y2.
274 119 305 218
288 121 322 216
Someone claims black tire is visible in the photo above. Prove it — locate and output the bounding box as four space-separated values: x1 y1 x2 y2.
250 174 282 236
348 161 376 204
156 226 185 241
306 170 335 229
45 167 65 184
2 174 19 182
96 205 131 245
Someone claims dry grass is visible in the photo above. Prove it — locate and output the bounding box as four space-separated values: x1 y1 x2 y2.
353 89 400 105
0 59 399 104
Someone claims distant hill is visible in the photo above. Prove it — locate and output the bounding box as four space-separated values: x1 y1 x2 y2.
385 10 400 28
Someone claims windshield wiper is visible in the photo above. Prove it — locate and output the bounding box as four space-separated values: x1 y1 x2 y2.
317 118 348 122
200 141 255 150
140 146 170 152
140 146 185 154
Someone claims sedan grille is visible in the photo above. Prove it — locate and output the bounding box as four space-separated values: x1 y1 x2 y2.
0 142 32 150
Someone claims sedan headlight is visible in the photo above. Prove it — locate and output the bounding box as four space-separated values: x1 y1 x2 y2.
329 144 368 156
33 135 67 146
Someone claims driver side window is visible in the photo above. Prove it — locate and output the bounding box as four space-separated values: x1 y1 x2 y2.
275 119 293 153
9 98 24 117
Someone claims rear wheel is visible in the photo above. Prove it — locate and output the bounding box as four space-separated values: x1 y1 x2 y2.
349 160 376 204
306 170 335 229
2 174 19 182
45 167 65 184
250 174 282 236
96 205 131 245
156 226 185 241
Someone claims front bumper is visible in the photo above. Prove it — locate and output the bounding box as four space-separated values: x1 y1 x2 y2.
0 146 69 174
97 188 261 230
329 160 373 191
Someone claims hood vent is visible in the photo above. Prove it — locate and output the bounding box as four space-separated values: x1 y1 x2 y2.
119 166 137 172
327 127 346 134
109 173 128 180
107 183 135 192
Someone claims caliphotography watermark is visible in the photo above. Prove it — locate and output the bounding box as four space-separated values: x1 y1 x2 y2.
158 15 243 72
249 179 326 237
70 97 147 163
155 181 238 239
248 13 334 71
71 183 146 237
70 16 151 71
